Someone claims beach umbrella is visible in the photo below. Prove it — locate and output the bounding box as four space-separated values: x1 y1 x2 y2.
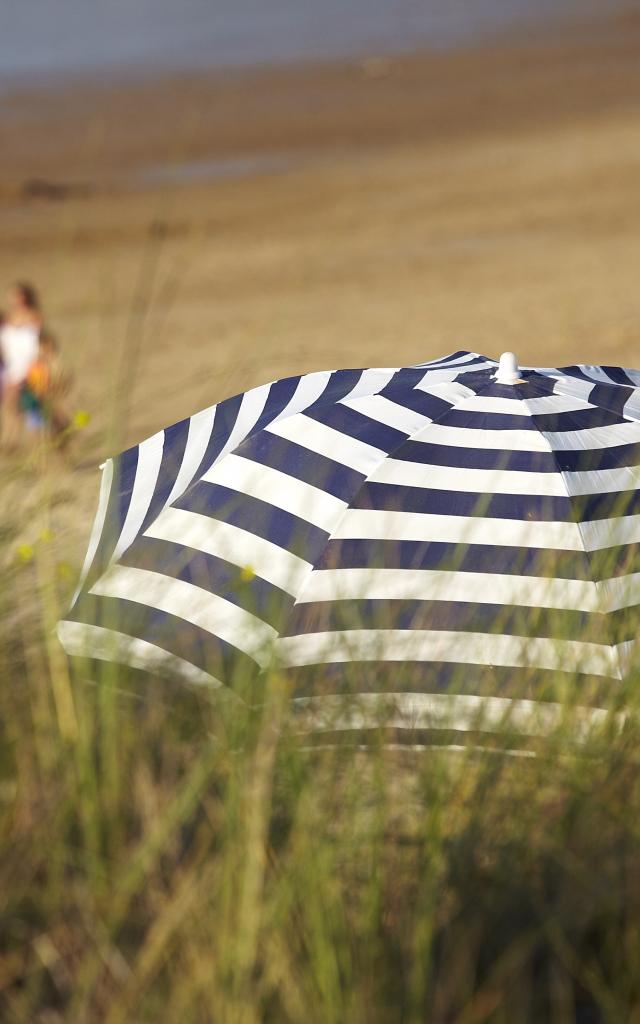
58 350 640 744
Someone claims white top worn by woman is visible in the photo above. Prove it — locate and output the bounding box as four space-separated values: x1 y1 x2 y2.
0 322 40 385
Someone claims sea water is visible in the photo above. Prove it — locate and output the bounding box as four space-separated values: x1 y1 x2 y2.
0 0 622 88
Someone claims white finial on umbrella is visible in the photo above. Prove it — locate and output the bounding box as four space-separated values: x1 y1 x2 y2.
495 351 520 384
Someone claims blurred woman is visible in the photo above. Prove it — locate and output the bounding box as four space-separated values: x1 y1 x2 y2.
0 282 42 449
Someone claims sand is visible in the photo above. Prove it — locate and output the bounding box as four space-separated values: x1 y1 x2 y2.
1 7 640 577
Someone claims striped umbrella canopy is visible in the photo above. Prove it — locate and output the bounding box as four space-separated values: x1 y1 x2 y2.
58 350 640 742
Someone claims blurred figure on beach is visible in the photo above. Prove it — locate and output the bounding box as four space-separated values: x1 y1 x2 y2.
22 328 73 443
0 282 73 452
0 282 42 449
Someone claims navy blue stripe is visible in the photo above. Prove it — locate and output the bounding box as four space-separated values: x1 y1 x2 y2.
317 539 594 580
284 599 637 644
440 406 625 432
535 405 628 431
601 367 636 387
393 441 559 471
287 662 610 700
116 445 140 533
379 367 434 393
299 727 544 751
431 355 489 371
175 481 328 560
306 369 363 411
118 535 293 630
558 366 597 382
240 430 364 502
355 481 640 522
140 419 190 534
69 594 259 680
423 350 475 365
394 439 640 473
353 482 572 521
449 369 495 391
590 542 640 580
76 456 128 593
555 443 640 472
439 409 542 431
79 444 141 588
192 391 243 481
572 488 640 521
468 376 556 400
388 387 454 421
78 453 135 592
304 404 407 451
590 382 633 419
452 371 554 399
251 374 301 433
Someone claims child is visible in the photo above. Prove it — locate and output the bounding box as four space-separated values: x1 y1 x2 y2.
21 329 73 442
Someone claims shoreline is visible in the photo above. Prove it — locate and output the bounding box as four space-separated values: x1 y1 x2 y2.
1 6 639 192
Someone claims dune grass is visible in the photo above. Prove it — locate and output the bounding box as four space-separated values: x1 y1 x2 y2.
2 465 640 1024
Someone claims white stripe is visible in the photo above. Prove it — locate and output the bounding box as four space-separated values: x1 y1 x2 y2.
408 367 485 385
342 394 433 434
165 405 217 506
297 567 607 612
202 453 346 532
112 432 165 561
468 394 589 414
549 378 595 404
579 514 640 551
345 506 640 554
278 371 332 419
294 692 617 738
340 367 398 400
265 414 385 473
410 420 640 452
331 509 587 550
622 396 640 420
57 620 220 687
72 458 115 606
616 639 637 673
145 506 311 594
575 366 625 385
411 423 551 451
543 421 640 450
414 380 476 403
90 565 276 663
299 569 640 613
217 383 271 462
305 742 539 758
597 573 640 612
417 352 494 370
564 465 640 495
371 459 567 495
417 353 477 368
372 456 640 497
276 629 620 677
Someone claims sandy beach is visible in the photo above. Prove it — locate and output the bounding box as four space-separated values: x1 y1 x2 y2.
1 6 640 574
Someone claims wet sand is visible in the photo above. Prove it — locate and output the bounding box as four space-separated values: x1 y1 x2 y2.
1 7 640 571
